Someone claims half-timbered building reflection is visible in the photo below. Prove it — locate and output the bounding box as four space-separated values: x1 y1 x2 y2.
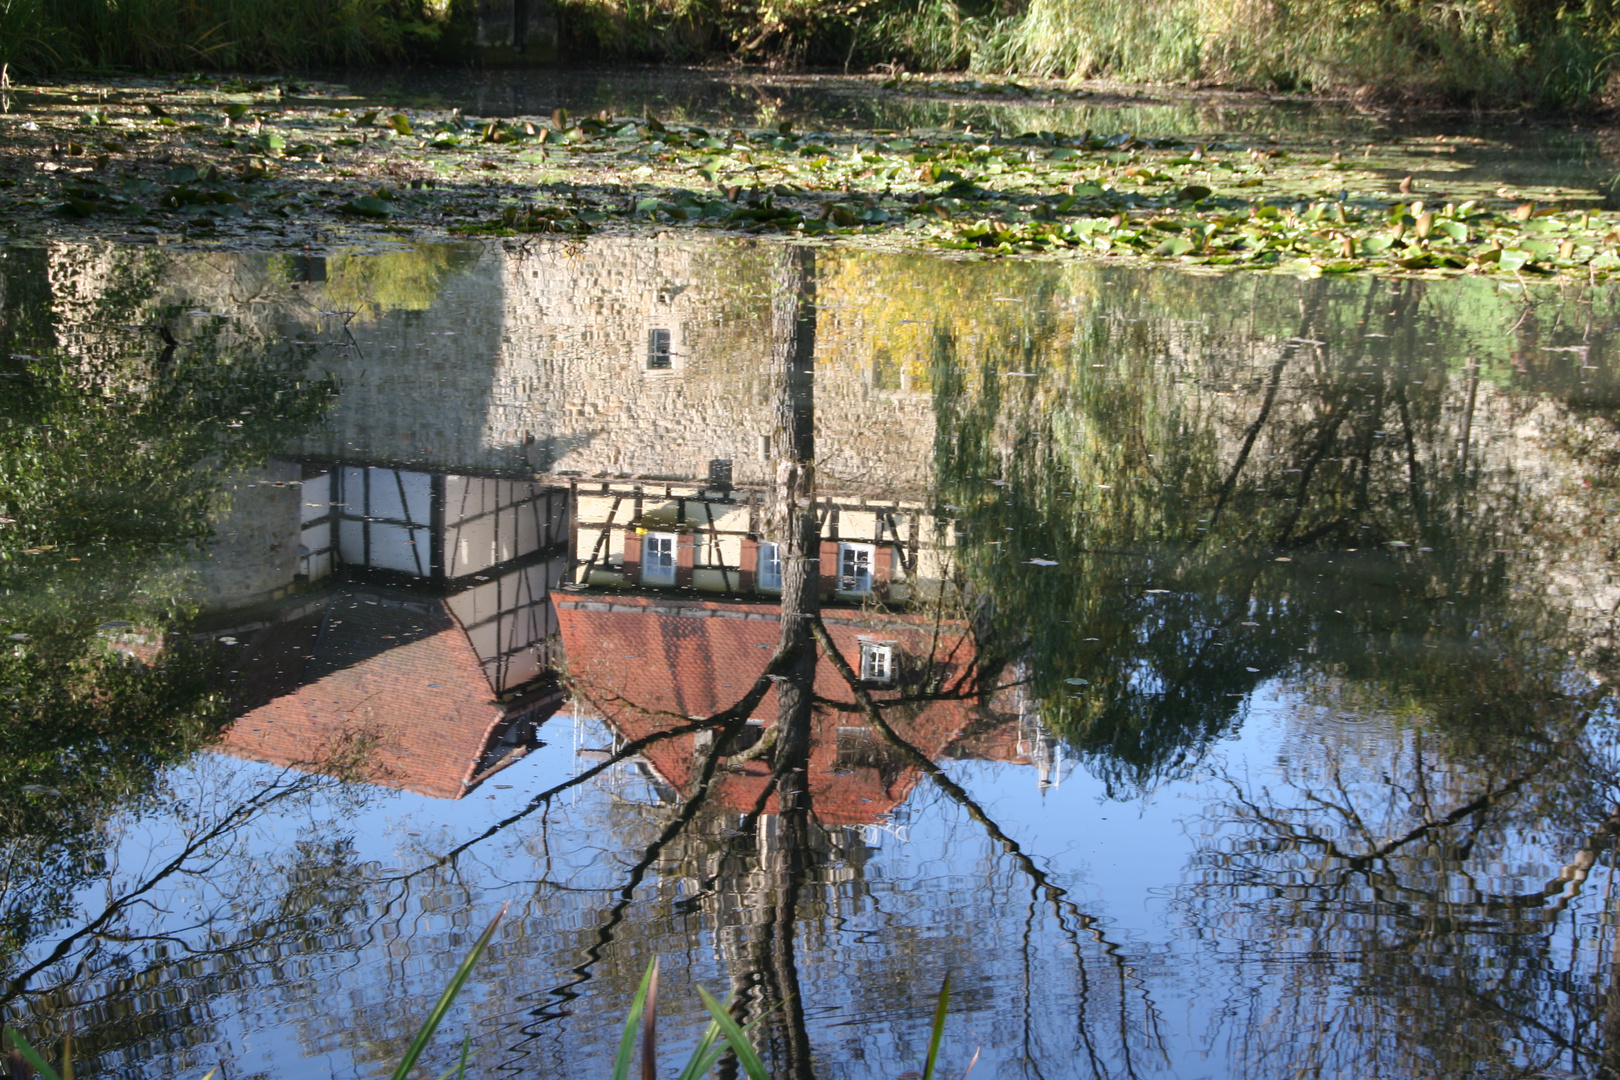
216 464 571 798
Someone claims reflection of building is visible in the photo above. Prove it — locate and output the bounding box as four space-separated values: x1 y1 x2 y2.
220 588 560 798
554 591 1015 825
567 480 952 602
299 464 567 693
282 240 941 498
211 463 571 799
945 667 1072 790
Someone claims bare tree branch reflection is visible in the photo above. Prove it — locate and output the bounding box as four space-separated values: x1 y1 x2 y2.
1176 684 1620 1080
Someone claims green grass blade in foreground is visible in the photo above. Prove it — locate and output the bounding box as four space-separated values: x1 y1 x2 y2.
673 1018 727 1080
642 958 661 1080
432 1035 472 1080
613 959 659 1080
390 902 508 1080
695 986 772 1080
922 974 950 1080
6 1030 63 1080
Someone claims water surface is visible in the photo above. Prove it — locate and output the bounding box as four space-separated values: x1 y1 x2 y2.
1 101 1618 1080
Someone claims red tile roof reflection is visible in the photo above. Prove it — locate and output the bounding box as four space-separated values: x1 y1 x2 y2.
219 591 549 799
552 592 988 826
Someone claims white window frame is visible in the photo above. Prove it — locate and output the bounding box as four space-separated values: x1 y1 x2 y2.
647 327 673 370
757 541 782 592
642 532 677 586
859 642 896 683
837 543 875 595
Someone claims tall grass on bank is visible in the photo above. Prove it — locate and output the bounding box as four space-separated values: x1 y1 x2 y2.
547 0 1620 107
5 0 1620 107
0 0 446 74
985 0 1620 107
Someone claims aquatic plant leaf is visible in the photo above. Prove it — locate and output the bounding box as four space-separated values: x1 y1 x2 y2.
4 1032 61 1080
339 196 393 217
612 960 658 1080
923 975 951 1080
1497 247 1530 271
695 986 772 1080
389 904 505 1080
1435 218 1468 241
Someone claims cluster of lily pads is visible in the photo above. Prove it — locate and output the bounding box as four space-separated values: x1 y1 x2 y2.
1 77 1614 277
944 194 1620 277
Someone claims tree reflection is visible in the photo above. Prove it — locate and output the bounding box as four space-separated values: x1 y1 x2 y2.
517 245 1162 1080
6 240 1619 1080
931 272 1619 793
0 247 337 1016
899 264 1620 1076
1177 671 1620 1079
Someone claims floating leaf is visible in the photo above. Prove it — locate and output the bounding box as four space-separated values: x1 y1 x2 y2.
338 195 393 217
1153 234 1194 256
1497 247 1530 272
386 114 413 136
1435 218 1468 242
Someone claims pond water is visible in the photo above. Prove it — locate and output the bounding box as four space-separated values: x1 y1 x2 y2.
2 74 1619 1080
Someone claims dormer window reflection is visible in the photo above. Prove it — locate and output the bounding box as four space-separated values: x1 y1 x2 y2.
859 641 896 683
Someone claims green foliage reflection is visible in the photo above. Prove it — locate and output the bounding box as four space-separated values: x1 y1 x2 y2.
932 271 1619 791
0 250 336 987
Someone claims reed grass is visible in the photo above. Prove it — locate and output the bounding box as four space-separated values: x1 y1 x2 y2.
4 939 965 1079
611 959 774 1080
549 0 1620 108
389 902 506 1080
546 0 1620 107
5 0 1619 107
984 0 1620 107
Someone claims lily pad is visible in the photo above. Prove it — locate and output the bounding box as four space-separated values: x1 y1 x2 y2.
337 195 393 217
